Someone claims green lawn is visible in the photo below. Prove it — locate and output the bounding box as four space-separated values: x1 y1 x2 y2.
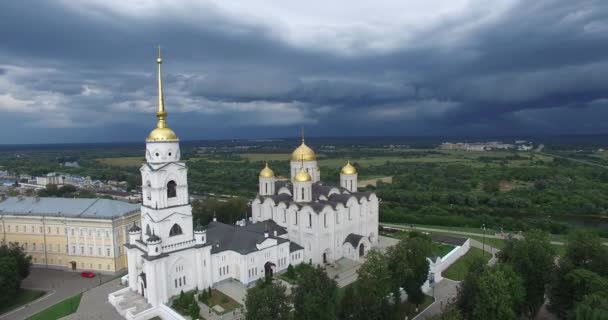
27 293 82 320
431 242 456 258
207 289 241 314
0 289 46 315
442 247 490 281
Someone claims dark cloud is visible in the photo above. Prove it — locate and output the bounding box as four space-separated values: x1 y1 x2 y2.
0 0 607 143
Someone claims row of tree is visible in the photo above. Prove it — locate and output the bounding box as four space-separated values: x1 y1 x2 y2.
244 232 433 320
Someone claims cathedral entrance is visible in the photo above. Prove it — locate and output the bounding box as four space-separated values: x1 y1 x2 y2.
264 262 275 278
359 244 365 257
323 253 327 264
70 261 76 270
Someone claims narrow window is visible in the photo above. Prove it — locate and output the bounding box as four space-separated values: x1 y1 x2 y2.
167 180 177 198
169 224 183 237
308 213 312 228
324 214 327 228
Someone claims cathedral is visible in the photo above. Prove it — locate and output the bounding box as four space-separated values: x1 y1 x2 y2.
115 50 379 309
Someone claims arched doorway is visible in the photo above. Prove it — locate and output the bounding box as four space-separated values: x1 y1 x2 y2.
323 252 327 264
359 244 365 257
70 261 76 270
264 262 275 278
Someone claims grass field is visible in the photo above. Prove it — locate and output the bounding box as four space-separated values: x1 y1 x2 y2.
432 242 456 258
27 293 82 320
442 247 490 281
0 289 46 315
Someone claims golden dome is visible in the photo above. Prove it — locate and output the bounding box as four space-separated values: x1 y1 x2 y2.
291 142 316 161
148 126 178 141
259 163 275 178
341 161 357 175
294 168 312 182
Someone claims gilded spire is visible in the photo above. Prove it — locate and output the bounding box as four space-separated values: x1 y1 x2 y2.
147 46 178 141
156 46 167 128
301 127 305 143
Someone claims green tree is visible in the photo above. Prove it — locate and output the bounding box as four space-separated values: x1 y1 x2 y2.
498 230 556 316
470 266 525 320
0 256 20 307
387 232 432 307
563 230 608 276
337 284 365 320
457 255 488 318
244 280 290 320
549 230 608 318
354 250 392 320
0 242 31 279
293 265 338 320
571 293 608 320
188 301 200 319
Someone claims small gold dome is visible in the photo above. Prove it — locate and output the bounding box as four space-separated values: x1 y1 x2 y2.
147 127 178 141
294 168 312 182
291 142 316 161
259 163 275 178
341 161 357 175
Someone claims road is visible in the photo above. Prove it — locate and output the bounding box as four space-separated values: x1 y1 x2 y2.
0 269 116 320
381 223 608 246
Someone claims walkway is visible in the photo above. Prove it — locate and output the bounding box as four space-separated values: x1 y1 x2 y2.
0 268 116 320
414 279 460 320
62 279 124 320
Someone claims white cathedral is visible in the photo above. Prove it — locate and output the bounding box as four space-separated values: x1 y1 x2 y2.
115 51 379 309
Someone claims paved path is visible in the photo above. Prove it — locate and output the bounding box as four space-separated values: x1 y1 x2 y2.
62 279 123 320
0 268 116 320
414 279 460 320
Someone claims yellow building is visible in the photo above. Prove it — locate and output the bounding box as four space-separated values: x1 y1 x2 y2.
0 196 140 274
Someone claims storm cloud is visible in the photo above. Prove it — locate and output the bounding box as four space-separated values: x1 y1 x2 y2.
0 0 607 143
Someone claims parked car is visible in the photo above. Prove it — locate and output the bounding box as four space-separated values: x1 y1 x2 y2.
80 271 96 278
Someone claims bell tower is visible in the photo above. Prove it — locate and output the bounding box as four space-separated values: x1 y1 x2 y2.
140 47 193 247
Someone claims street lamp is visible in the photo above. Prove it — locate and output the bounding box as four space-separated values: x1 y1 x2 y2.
481 224 486 257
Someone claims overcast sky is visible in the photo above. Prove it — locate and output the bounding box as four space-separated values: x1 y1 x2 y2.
0 0 607 144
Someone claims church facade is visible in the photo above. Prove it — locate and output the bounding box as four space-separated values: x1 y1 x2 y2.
114 51 379 309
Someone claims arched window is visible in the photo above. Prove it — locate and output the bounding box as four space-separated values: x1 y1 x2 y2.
146 181 151 200
169 224 183 237
167 180 177 198
146 225 151 236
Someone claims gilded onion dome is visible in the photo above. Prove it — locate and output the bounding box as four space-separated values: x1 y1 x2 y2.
294 167 312 182
341 161 357 175
147 47 178 141
259 163 275 178
291 132 316 161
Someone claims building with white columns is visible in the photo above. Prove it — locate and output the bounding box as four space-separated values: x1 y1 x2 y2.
111 50 378 313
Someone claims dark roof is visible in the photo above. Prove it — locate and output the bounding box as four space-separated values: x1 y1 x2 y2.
128 222 141 233
344 233 365 247
289 242 304 253
194 224 206 232
259 181 375 214
431 234 467 246
147 233 161 243
206 219 289 254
